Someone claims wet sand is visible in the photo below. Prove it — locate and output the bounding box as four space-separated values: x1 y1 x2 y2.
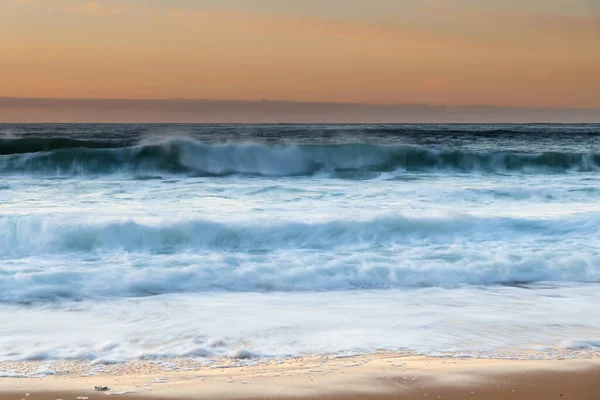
1 354 599 399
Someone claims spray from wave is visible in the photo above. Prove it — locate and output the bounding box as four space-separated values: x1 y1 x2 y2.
1 137 599 176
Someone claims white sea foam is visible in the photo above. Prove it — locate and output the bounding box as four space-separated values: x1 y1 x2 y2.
0 231 598 302
0 287 598 363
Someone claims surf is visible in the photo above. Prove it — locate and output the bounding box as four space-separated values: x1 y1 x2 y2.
2 213 598 255
1 137 599 176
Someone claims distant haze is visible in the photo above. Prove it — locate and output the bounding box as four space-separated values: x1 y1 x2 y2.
0 98 598 123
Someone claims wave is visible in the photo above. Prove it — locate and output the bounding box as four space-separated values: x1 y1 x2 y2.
2 214 597 256
1 137 599 176
0 214 599 302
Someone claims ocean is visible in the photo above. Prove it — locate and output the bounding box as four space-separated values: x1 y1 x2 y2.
1 123 599 364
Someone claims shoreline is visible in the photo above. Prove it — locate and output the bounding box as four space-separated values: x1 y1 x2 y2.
1 354 599 399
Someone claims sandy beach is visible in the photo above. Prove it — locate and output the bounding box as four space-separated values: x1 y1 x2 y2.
1 354 599 400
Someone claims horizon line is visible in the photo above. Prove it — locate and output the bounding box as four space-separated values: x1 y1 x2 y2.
1 97 600 111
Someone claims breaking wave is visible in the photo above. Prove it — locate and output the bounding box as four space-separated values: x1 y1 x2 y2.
0 214 599 302
2 214 598 255
1 137 599 176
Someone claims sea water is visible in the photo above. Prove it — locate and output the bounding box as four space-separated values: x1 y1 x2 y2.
0 124 599 363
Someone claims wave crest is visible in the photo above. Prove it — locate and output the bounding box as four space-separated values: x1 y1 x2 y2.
1 137 599 176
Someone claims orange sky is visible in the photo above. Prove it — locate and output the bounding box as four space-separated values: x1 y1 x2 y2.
1 0 599 108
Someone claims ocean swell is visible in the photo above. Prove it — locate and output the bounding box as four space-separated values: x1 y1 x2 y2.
1 214 597 256
1 137 599 176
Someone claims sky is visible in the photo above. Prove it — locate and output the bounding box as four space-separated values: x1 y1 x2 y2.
1 0 599 113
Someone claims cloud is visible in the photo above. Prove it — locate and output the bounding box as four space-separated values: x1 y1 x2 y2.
3 0 124 15
168 8 484 48
4 0 34 6
168 4 600 51
76 1 123 16
416 2 599 41
465 9 600 41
